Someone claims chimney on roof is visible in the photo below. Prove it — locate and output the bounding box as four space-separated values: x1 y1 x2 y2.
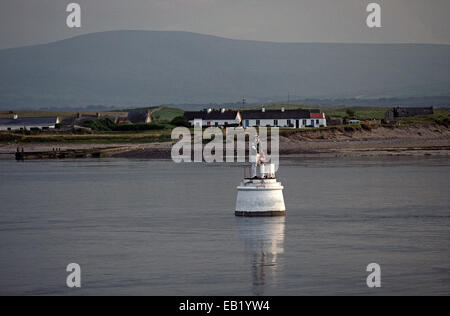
207 108 212 113
13 114 18 120
262 107 266 113
281 107 285 112
96 112 101 118
221 108 226 113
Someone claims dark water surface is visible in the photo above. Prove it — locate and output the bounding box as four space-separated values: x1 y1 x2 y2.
0 156 449 295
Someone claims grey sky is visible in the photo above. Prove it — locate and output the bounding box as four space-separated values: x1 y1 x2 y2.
1 0 449 49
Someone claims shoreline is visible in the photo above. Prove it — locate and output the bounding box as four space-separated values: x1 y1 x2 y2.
1 139 449 160
1 124 449 160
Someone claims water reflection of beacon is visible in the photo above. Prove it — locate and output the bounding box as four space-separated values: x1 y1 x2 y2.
235 135 286 217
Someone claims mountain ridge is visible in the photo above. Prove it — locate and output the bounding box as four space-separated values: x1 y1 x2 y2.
5 30 450 51
1 30 449 109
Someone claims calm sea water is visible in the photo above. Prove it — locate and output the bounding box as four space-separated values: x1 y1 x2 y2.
0 156 449 296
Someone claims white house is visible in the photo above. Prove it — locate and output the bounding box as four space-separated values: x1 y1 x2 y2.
0 115 61 131
241 108 327 128
184 107 326 129
184 109 242 127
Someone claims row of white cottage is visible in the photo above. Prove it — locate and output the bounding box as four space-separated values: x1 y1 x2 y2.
184 108 327 129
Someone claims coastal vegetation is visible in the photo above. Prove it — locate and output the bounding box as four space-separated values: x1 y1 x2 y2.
0 130 173 144
0 106 448 145
81 118 168 132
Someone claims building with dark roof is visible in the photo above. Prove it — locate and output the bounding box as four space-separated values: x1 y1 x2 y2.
0 116 61 131
184 109 242 127
240 108 326 128
385 106 434 123
185 107 327 128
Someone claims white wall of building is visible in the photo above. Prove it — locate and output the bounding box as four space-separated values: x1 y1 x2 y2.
0 124 57 131
190 119 240 127
243 118 327 128
190 116 327 128
192 119 203 127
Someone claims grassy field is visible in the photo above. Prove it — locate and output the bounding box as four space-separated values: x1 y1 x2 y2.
0 130 174 144
151 107 185 122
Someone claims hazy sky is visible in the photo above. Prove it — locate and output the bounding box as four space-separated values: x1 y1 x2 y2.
1 0 450 49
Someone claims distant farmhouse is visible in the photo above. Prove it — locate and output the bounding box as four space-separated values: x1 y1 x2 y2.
0 114 61 131
184 107 327 129
385 106 434 123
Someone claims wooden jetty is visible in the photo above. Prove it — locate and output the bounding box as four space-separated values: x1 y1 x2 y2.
15 146 136 161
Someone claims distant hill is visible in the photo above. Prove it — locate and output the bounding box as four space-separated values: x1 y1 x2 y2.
0 30 450 109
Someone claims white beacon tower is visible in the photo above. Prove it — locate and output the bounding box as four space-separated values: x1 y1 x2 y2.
235 136 286 217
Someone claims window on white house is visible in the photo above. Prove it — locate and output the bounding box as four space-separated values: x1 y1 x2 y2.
256 120 260 126
274 120 278 126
